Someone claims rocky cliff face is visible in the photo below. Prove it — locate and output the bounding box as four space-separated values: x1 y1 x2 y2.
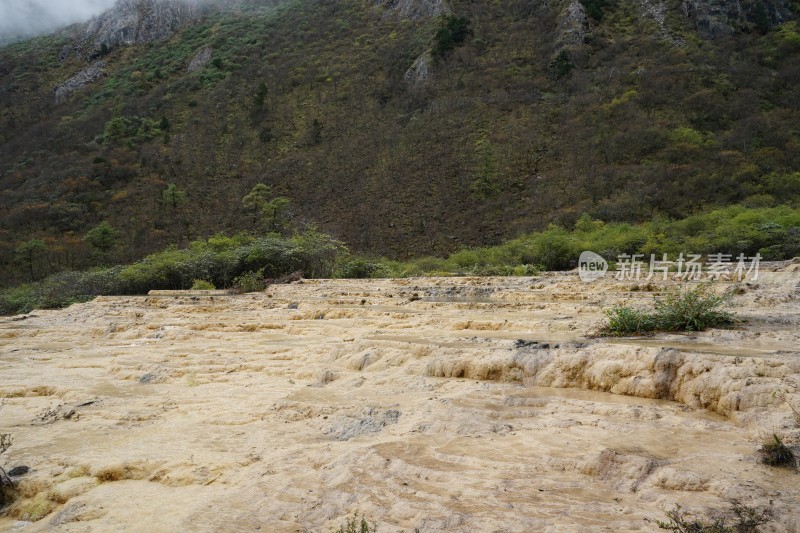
558 0 590 46
55 0 202 101
58 0 201 60
376 0 450 20
683 0 796 37
54 60 107 104
86 0 199 53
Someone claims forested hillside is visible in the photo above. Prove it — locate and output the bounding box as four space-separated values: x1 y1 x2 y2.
1 0 799 285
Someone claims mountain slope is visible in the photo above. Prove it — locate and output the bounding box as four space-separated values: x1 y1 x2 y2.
0 0 799 283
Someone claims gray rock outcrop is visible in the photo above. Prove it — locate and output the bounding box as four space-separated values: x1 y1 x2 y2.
683 0 796 37
54 60 107 104
558 0 590 46
187 46 213 72
84 0 200 55
404 50 434 91
376 0 451 20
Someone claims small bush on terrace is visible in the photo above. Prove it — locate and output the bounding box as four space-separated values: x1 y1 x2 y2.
652 285 735 332
231 269 266 293
603 285 735 336
759 434 796 468
604 305 658 335
652 500 772 532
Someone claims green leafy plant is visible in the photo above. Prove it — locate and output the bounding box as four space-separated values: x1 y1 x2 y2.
232 268 266 293
84 222 121 255
0 230 349 314
241 184 292 232
162 184 187 209
603 285 735 336
652 285 735 332
604 305 658 335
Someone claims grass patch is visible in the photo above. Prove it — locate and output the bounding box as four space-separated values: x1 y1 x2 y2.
602 285 736 336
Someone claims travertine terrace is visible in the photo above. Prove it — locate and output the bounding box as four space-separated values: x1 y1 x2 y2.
1 271 799 532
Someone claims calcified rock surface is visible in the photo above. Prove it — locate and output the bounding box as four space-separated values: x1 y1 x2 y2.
1 272 800 531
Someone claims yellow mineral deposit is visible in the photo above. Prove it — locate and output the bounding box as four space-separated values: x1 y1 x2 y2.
1 270 799 531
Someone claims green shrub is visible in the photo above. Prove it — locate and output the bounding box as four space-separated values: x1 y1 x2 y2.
0 230 350 315
759 434 796 467
550 50 574 78
432 15 471 58
604 305 658 335
191 279 216 290
513 264 543 276
0 268 126 315
603 285 735 335
103 115 161 144
580 0 606 21
232 269 266 293
336 259 387 279
521 226 580 271
291 229 348 278
652 285 735 332
0 285 36 316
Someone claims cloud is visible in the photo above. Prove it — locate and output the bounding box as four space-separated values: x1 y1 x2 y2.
0 0 118 41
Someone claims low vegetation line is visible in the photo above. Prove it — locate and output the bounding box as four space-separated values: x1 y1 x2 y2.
3 204 800 315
